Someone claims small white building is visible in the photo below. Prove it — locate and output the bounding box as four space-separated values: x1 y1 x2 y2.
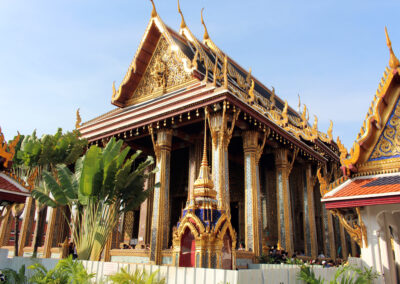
321 28 400 284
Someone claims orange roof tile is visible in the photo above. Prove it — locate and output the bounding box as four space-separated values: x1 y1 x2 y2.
324 174 400 199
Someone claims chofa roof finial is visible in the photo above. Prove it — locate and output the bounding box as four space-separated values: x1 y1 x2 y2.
150 0 157 18
201 8 210 41
385 26 400 69
177 0 187 29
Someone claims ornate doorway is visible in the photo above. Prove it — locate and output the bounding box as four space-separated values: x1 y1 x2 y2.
179 227 195 267
221 233 232 269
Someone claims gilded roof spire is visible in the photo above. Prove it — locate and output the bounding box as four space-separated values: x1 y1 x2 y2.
150 0 157 18
385 26 400 69
201 8 210 41
193 118 216 200
75 108 82 129
177 0 187 29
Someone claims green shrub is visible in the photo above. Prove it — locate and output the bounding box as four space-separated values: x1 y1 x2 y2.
108 268 165 284
1 265 28 284
258 253 276 264
297 264 379 284
28 255 94 284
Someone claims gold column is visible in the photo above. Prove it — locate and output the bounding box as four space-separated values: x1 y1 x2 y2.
187 140 202 206
0 206 11 246
305 164 318 258
137 166 154 248
18 197 33 256
327 211 336 259
103 233 112 261
242 130 266 256
238 201 245 243
275 148 296 256
350 237 357 257
123 211 134 244
43 207 57 258
149 128 173 264
339 222 348 259
321 206 336 259
206 104 240 212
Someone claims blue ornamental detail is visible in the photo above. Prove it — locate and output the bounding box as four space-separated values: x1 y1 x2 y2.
369 96 400 161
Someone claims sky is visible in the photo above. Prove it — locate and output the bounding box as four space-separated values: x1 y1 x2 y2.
1 1 400 149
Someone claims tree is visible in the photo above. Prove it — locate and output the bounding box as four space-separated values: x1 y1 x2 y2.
11 129 87 257
32 138 157 260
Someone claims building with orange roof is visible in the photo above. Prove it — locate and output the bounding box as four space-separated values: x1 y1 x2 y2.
321 28 400 284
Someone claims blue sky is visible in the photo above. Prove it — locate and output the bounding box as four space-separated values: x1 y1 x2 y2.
1 1 400 149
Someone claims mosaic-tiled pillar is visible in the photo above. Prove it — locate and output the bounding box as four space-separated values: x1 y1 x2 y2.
187 140 202 206
303 164 318 258
0 206 11 246
275 148 294 256
17 197 33 256
150 129 172 264
339 221 348 259
350 234 357 256
321 207 336 258
137 166 154 247
43 207 57 258
208 113 232 211
123 211 134 244
243 131 264 256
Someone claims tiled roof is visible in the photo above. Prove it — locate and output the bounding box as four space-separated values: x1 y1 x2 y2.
323 173 400 200
0 173 30 202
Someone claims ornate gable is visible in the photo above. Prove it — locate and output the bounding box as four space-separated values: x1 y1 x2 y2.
369 96 400 162
126 36 194 106
111 6 198 108
338 28 400 175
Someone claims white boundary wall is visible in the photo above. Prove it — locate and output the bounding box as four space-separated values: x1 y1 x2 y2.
0 249 384 284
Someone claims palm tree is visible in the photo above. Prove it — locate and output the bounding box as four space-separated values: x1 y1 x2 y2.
32 138 157 260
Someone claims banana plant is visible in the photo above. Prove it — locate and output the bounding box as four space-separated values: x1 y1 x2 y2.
11 128 87 257
32 137 157 260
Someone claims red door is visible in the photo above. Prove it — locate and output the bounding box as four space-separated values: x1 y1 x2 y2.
221 233 232 269
179 228 196 267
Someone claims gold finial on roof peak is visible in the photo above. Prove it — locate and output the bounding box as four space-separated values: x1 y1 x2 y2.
177 0 187 29
385 26 400 69
150 0 157 18
327 120 333 141
75 108 82 129
297 94 301 113
201 8 210 41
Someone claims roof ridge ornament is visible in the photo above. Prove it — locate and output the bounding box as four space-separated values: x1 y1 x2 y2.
177 0 187 29
201 8 210 41
385 26 400 70
75 108 82 129
150 0 157 18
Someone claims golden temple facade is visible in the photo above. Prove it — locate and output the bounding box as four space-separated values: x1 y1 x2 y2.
0 1 360 268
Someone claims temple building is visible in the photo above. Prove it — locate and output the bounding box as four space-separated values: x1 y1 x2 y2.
0 2 358 268
321 28 400 284
76 2 347 268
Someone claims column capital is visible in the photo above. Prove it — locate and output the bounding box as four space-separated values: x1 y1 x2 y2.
149 127 173 160
206 103 240 150
274 148 288 168
243 131 267 165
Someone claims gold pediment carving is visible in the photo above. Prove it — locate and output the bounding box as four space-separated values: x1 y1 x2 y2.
368 97 400 162
126 36 195 106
